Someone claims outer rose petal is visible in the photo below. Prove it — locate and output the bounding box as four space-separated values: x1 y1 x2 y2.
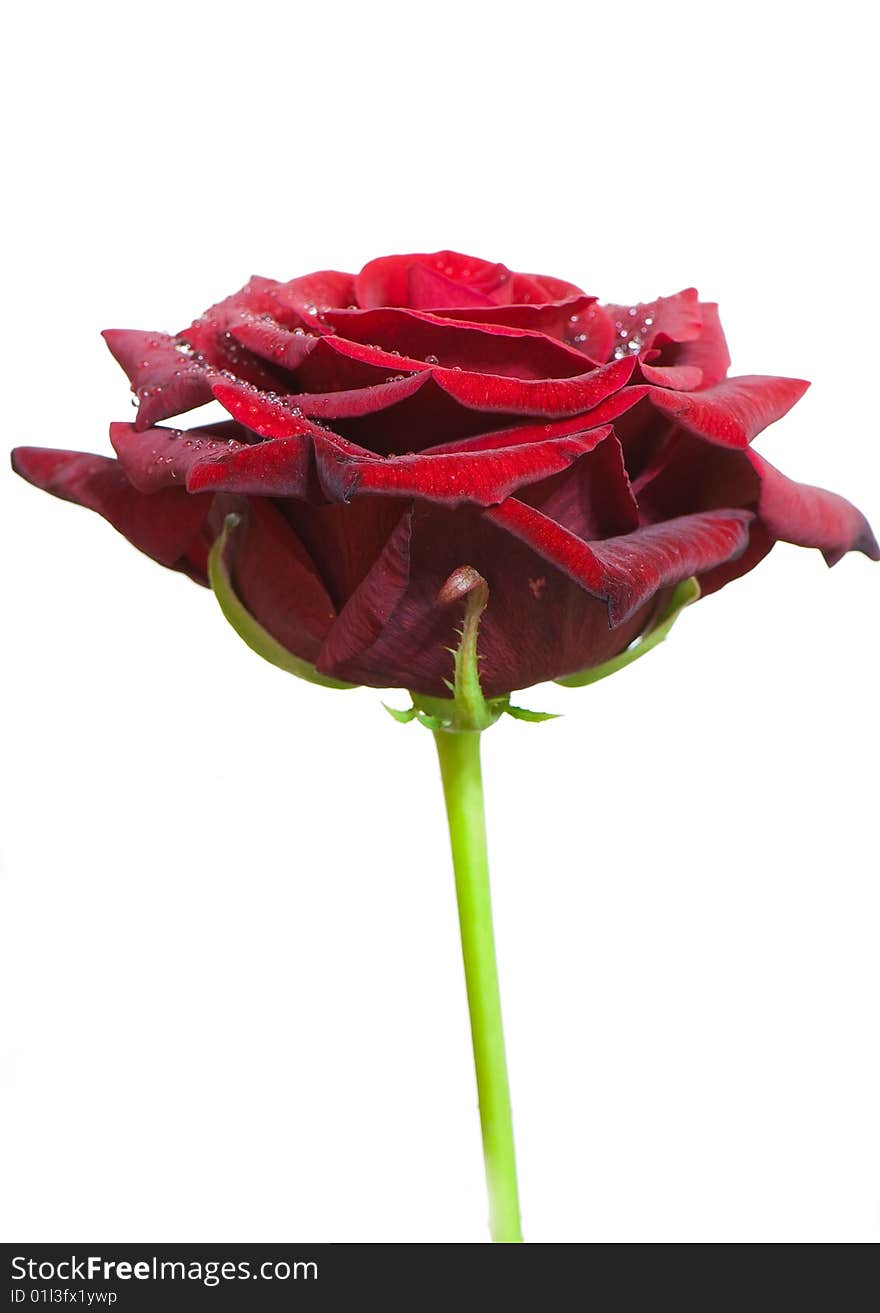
227 317 320 371
210 377 329 441
187 436 313 498
632 432 762 522
315 427 615 507
212 496 337 662
484 499 754 624
316 506 656 696
519 434 639 540
642 374 810 447
604 289 703 353
102 330 214 430
672 302 731 388
697 521 776 596
109 421 261 494
748 453 880 564
11 447 211 573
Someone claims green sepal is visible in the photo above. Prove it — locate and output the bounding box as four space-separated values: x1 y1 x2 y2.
555 576 701 689
415 711 449 731
382 702 419 724
505 704 560 723
209 513 356 690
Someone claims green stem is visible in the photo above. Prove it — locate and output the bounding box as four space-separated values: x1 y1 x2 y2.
433 729 523 1243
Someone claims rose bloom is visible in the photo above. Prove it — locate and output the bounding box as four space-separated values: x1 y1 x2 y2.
12 250 877 696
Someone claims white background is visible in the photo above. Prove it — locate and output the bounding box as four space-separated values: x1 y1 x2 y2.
2 1 878 1244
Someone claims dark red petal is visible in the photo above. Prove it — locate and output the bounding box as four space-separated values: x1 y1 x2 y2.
316 504 655 696
102 330 214 430
698 521 775 596
643 375 810 447
312 336 637 417
259 270 356 326
175 274 354 396
323 306 595 378
187 436 313 497
275 371 433 421
633 431 761 522
485 499 754 624
316 426 614 507
748 453 879 564
227 317 320 371
11 447 211 571
430 296 614 358
109 421 252 493
110 418 309 500
519 434 639 539
210 376 330 441
181 275 296 375
184 271 353 345
216 497 337 662
432 354 637 417
316 509 414 672
422 411 631 456
282 497 406 613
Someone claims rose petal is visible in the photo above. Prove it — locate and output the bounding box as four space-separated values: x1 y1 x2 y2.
519 434 640 539
633 431 761 522
187 436 314 498
485 499 754 624
227 317 320 372
316 504 654 696
11 447 211 572
407 263 496 309
109 421 254 494
509 271 585 303
102 330 214 431
673 301 731 388
639 362 704 390
306 336 637 417
748 453 879 564
430 296 614 358
432 354 637 417
272 371 433 421
356 251 515 309
643 375 810 447
316 426 614 507
215 497 337 662
323 306 596 378
210 377 329 441
604 289 703 353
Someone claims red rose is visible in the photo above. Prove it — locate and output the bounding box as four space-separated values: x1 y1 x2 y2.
12 249 877 697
